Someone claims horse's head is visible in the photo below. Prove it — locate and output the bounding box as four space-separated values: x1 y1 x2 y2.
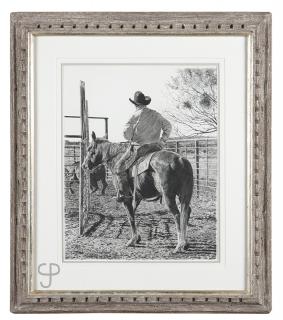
82 131 103 171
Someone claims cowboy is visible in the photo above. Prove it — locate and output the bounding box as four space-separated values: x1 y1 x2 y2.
115 91 172 202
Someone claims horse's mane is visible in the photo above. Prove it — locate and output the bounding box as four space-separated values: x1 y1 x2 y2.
95 138 129 158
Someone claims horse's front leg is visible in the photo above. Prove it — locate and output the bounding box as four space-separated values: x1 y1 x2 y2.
123 201 141 247
101 179 108 195
90 178 98 194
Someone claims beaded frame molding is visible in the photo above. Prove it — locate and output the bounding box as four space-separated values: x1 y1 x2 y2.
10 12 271 313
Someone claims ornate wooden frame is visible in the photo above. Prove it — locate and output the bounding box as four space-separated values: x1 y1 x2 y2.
10 12 271 313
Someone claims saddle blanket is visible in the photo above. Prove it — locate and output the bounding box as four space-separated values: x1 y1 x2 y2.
132 152 156 176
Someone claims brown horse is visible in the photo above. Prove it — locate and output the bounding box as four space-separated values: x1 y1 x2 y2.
82 131 194 253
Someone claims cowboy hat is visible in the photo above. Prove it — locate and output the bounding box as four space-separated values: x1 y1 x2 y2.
129 91 151 106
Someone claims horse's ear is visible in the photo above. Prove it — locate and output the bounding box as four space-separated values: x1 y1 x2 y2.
91 131 96 141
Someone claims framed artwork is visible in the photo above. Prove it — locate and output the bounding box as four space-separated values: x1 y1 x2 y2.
10 12 271 313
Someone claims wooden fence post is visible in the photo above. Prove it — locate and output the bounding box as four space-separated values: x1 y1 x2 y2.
206 138 209 187
85 100 89 144
195 140 200 197
79 81 90 235
105 118 109 139
175 141 179 154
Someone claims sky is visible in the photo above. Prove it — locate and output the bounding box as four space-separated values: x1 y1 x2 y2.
62 64 216 142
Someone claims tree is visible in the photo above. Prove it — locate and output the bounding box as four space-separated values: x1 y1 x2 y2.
165 68 217 136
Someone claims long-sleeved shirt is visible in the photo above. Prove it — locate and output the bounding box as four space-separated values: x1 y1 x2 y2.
123 107 172 145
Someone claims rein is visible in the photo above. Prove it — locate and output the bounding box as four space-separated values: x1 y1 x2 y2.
86 142 130 174
88 155 114 174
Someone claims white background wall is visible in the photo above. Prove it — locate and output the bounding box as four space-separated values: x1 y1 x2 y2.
0 0 280 319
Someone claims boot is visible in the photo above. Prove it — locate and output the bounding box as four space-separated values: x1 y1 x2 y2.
116 171 132 202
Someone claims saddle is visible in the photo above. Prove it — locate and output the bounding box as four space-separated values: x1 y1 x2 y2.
117 142 163 204
131 151 156 176
124 142 162 174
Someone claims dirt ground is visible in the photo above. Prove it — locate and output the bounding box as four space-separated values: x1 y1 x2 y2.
64 181 216 261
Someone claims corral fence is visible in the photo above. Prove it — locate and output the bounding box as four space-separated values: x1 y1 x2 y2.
64 137 217 206
165 138 217 196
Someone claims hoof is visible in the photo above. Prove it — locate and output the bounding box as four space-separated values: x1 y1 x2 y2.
126 234 141 247
136 234 141 244
173 242 189 253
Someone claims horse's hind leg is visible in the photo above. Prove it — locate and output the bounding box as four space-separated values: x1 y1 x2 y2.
123 201 141 247
179 202 191 250
163 194 183 252
178 170 193 251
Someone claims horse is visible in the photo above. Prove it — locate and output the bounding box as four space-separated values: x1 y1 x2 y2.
89 164 108 195
66 161 108 195
82 131 194 253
